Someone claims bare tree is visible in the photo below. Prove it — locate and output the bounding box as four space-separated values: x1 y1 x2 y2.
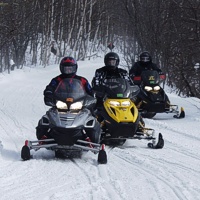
0 0 200 98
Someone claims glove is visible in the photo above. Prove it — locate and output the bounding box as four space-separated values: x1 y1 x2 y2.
44 96 56 106
45 101 56 107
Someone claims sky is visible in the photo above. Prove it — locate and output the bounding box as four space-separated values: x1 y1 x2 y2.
0 57 200 200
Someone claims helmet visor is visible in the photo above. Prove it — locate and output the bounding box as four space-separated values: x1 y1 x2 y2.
63 65 76 74
140 56 150 62
107 59 117 67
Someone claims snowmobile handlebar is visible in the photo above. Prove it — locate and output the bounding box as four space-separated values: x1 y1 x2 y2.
133 73 166 85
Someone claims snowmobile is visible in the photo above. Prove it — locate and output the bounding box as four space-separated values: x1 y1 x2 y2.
133 70 185 119
94 77 164 148
21 78 107 164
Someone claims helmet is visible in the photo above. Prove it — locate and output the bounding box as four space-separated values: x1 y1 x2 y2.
104 52 120 70
139 51 152 63
59 57 78 75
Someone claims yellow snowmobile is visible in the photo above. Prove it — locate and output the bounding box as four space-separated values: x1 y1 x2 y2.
94 78 164 148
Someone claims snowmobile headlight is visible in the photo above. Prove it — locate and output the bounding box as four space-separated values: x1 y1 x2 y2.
70 102 83 110
109 101 120 106
144 86 153 91
154 86 160 91
56 101 68 109
121 101 131 106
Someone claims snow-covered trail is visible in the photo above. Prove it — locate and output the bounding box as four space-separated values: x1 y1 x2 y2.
0 60 200 200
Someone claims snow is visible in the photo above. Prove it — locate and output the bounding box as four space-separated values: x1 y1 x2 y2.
0 58 200 200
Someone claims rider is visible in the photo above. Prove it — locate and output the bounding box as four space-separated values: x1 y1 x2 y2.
129 51 162 78
36 56 101 142
91 52 144 126
129 51 170 107
92 52 137 109
129 51 162 80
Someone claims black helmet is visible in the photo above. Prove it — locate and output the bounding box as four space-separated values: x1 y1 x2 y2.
60 57 78 75
139 51 152 63
104 52 120 70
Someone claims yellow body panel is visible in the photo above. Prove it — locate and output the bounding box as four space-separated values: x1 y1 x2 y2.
103 98 138 123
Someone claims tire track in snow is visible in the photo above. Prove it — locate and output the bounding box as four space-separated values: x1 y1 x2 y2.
0 110 22 153
146 117 200 163
70 158 96 199
167 141 200 163
88 146 128 200
0 158 91 200
146 118 200 143
182 97 200 110
136 150 200 199
112 149 189 200
97 164 125 200
0 84 43 155
71 153 125 200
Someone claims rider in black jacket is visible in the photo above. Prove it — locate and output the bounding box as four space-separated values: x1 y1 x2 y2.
91 52 144 127
129 51 170 108
129 51 162 79
92 52 136 108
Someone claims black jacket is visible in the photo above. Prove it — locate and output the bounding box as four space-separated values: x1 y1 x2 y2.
129 61 162 77
92 66 133 89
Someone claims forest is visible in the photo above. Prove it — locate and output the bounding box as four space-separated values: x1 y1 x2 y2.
0 0 199 97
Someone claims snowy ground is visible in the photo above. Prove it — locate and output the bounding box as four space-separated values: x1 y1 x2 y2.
0 58 200 200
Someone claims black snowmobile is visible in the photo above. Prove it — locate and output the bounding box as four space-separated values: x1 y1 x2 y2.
133 70 185 119
94 77 164 149
21 78 107 164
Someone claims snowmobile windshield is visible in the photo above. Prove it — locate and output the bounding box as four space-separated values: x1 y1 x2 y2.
102 78 139 99
54 78 87 102
141 70 160 86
